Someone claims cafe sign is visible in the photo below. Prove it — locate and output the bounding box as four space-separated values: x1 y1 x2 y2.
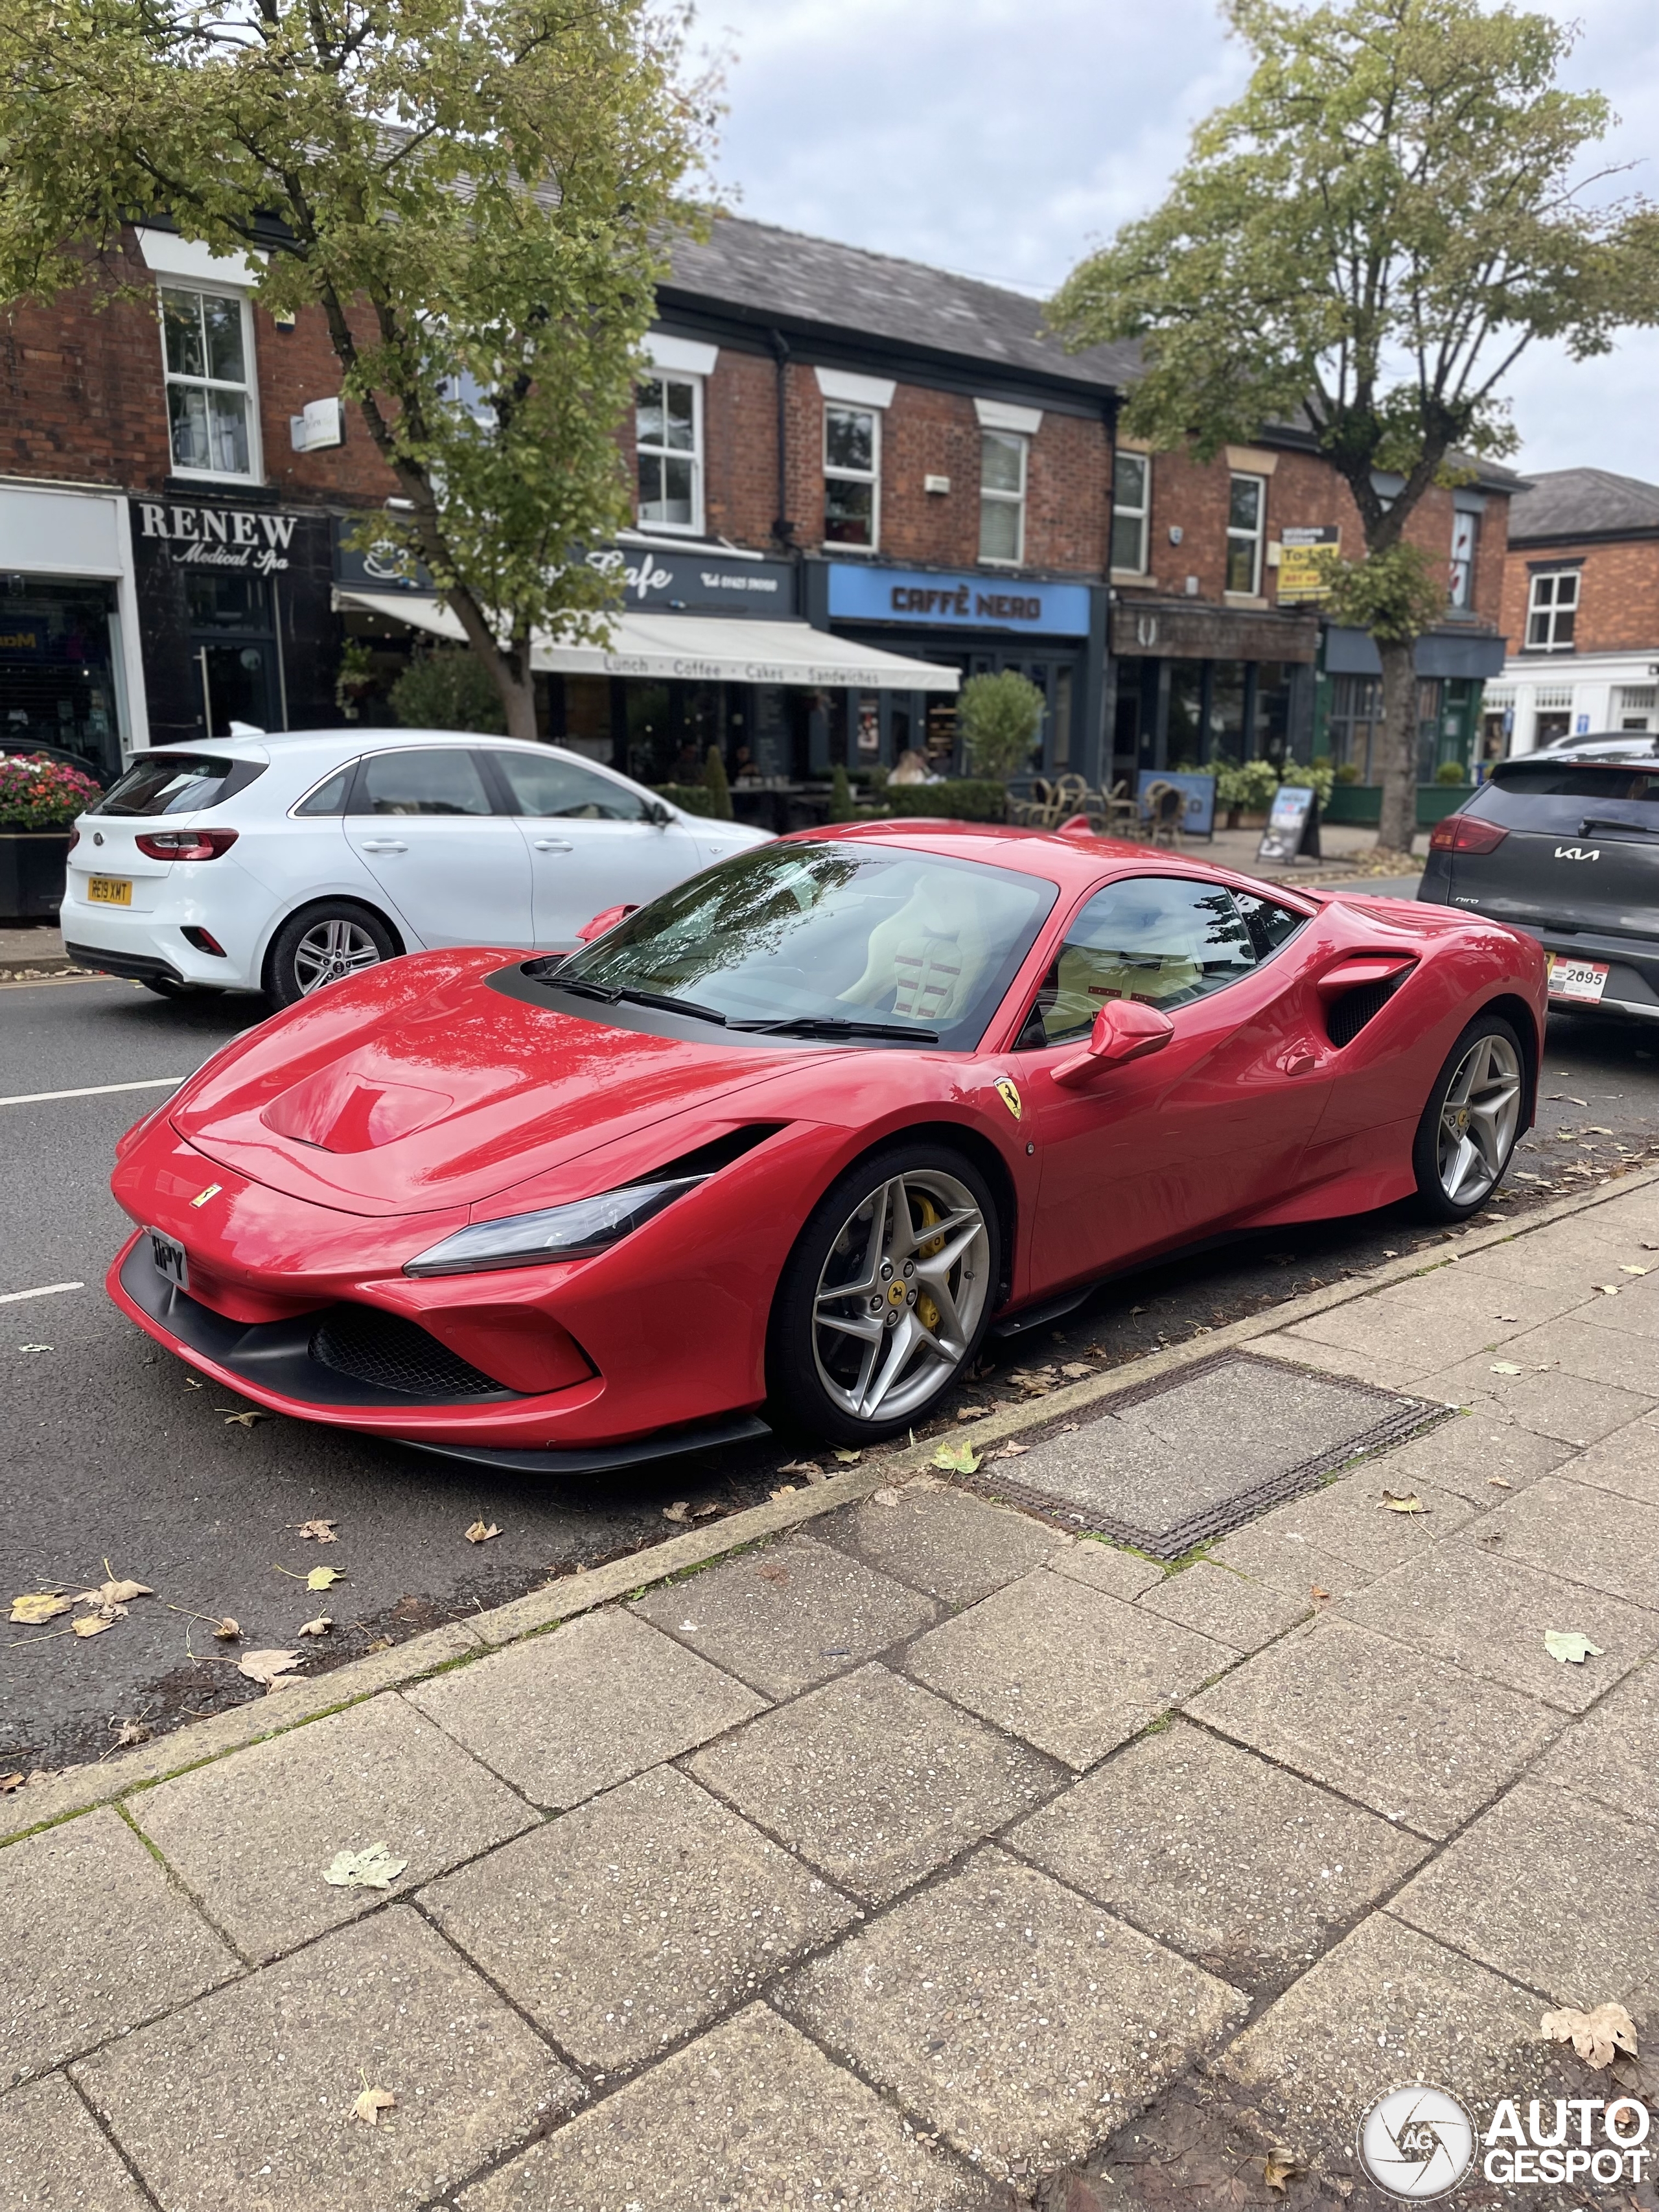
133 498 303 576
827 562 1091 635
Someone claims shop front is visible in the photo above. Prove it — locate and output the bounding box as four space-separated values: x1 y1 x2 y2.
1108 601 1321 783
1317 625 1505 789
0 482 148 780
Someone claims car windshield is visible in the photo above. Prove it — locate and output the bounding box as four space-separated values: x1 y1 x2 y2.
91 752 261 816
548 842 1059 1049
1471 763 1659 834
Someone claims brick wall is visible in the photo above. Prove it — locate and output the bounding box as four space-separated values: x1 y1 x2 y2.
1499 535 1659 655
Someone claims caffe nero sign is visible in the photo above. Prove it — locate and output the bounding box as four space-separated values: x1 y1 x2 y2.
332 526 797 620
132 497 312 576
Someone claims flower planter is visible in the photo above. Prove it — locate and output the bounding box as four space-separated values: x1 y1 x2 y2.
0 829 74 922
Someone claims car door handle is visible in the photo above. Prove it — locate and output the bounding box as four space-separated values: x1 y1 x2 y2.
532 838 574 852
358 838 408 854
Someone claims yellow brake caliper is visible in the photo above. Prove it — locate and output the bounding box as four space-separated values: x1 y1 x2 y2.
914 1194 945 1332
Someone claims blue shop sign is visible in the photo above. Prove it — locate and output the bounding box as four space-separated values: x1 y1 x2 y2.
828 563 1091 636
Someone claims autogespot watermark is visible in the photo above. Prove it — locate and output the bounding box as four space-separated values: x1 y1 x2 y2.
1356 2086 1653 2198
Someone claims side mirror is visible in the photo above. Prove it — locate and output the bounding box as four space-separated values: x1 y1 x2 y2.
574 902 639 944
1050 998 1174 1088
642 798 673 828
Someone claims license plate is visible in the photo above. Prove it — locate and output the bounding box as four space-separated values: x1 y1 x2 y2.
1548 955 1610 1005
148 1229 189 1292
86 876 132 906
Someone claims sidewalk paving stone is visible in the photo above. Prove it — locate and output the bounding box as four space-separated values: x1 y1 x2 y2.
1219 1913 1552 2160
1047 1541 1164 1602
1406 1356 1656 1444
1351 1408 1573 1504
1249 1333 1420 1392
1548 1412 1659 1509
1189 1618 1560 1838
73 1909 579 2212
0 2074 140 2211
814 1482 1068 1605
0 1808 237 2082
903 1570 1231 1770
1499 1315 1659 1393
1225 1468 1476 1574
132 1693 537 1963
783 1846 1246 2187
1209 1510 1382 1605
688 1662 1061 1905
1280 1272 1582 1375
1464 1472 1659 1606
1573 1275 1659 1342
1388 1778 1659 2014
631 1535 938 1699
1338 1541 1659 1711
406 1605 765 1810
421 1764 857 2073
458 2002 999 2211
1008 1721 1428 1993
1533 1657 1659 1824
1134 1561 1311 1652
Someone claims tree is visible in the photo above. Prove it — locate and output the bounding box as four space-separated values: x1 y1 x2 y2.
700 743 732 820
958 670 1046 780
1050 0 1659 852
0 0 713 742
389 649 507 734
828 763 855 822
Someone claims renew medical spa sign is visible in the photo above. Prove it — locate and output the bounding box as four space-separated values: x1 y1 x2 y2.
135 500 303 577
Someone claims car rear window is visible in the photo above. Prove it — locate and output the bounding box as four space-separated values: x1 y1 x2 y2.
1468 764 1659 835
91 752 265 816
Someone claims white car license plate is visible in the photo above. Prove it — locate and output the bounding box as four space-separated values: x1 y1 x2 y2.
86 876 132 905
1548 956 1610 1005
148 1229 189 1292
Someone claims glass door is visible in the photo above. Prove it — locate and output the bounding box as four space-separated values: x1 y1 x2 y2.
187 573 279 736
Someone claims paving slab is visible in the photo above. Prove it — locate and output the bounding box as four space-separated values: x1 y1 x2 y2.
1500 1314 1659 1393
1535 1659 1659 1826
406 1605 765 1810
1009 1721 1428 1993
458 2003 997 2211
1338 1540 1659 1711
0 2074 141 2211
688 1662 1060 1905
1281 1270 1581 1373
1248 1332 1421 1392
1564 1414 1659 1508
1135 1561 1312 1652
1227 1467 1476 1574
1465 1471 1659 1607
1220 1913 1553 2160
1189 1618 1561 1839
814 1481 1067 1605
421 1764 857 2073
631 1535 938 1699
1572 1275 1659 1341
73 1909 578 2212
904 1570 1231 1769
1389 1778 1659 2014
0 1808 237 2082
1047 1540 1163 1602
132 1693 537 1963
1407 1355 1655 1443
1355 1407 1575 1504
1209 1509 1382 1605
782 1846 1246 2186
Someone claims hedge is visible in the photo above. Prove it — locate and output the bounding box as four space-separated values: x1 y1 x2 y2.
653 783 718 817
877 780 1009 823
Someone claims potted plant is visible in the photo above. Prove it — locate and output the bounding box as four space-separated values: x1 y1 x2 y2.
0 752 102 921
1216 756 1281 828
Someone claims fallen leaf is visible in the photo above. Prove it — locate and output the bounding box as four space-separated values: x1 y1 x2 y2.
0 1772 22 1793
776 1458 819 1477
933 1442 981 1474
1540 2001 1638 2069
297 1616 332 1636
872 1487 902 1506
463 1520 500 1544
352 2085 397 2127
238 1647 303 1686
955 1404 988 1423
995 1441 1031 1459
1619 1264 1649 1275
767 1485 798 1500
1490 1361 1524 1375
111 1719 150 1747
1060 1362 1095 1379
75 1579 152 1607
1597 1285 1620 1297
1310 1585 1332 1609
1378 1490 1428 1514
306 1566 343 1592
661 1500 691 1524
212 1616 241 1640
296 1518 338 1543
832 1449 862 1464
1263 2147 1304 2196
1487 1475 1513 1490
364 1636 391 1653
10 1593 71 1625
16 1344 53 1353
219 1409 265 1426
323 1842 408 1891
72 1614 114 1639
1544 1629 1603 1665
755 1562 790 1586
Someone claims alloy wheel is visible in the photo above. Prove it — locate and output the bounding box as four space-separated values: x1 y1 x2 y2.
811 1167 991 1425
1436 1031 1522 1205
292 917 384 995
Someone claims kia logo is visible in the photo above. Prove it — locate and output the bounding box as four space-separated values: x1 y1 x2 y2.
1554 846 1600 861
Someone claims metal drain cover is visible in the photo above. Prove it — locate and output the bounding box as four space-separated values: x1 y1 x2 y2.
960 1352 1445 1559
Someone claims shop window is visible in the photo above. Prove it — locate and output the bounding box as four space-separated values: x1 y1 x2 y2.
1450 509 1479 610
1328 675 1380 783
1252 662 1294 767
1225 474 1265 594
1208 662 1246 763
824 406 879 550
0 576 122 780
979 432 1027 565
636 376 701 533
1111 452 1150 574
1526 570 1578 651
159 285 258 481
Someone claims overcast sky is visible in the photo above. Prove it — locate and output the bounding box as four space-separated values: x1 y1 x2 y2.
703 0 1659 488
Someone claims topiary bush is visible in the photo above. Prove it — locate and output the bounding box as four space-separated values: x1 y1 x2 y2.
701 744 733 821
958 671 1045 780
389 648 507 733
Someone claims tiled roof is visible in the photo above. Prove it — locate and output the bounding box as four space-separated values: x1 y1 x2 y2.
1507 466 1659 542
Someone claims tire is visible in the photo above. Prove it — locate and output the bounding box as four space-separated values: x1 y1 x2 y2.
767 1143 1001 1447
264 902 397 1010
1412 1011 1526 1222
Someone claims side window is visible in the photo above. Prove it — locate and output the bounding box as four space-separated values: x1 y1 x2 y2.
491 751 647 821
1232 889 1309 960
356 750 493 816
294 765 354 817
1015 877 1257 1047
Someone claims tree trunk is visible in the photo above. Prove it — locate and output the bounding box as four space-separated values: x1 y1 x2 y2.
1373 637 1419 856
491 655 539 743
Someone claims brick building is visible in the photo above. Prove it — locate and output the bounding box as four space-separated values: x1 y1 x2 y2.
1485 468 1659 754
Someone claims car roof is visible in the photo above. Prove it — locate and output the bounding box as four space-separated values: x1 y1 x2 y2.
136 728 586 762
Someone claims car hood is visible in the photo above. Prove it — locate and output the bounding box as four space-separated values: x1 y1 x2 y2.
168 951 826 1217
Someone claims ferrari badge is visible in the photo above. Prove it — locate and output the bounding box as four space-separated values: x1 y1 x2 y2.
190 1183 224 1208
993 1078 1022 1121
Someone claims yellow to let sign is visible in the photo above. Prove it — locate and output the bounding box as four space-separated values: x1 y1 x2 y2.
1277 526 1340 602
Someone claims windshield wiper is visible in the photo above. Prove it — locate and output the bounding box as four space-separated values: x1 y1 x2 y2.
728 1015 940 1042
555 978 730 1025
1581 816 1659 837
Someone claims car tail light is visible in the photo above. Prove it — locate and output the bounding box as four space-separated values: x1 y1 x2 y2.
182 925 228 956
66 828 80 854
134 829 239 861
1429 814 1507 855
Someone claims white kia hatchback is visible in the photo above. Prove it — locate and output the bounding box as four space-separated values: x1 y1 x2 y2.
62 729 771 1005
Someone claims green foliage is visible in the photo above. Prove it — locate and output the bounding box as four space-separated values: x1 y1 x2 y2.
1334 760 1362 784
1323 544 1447 645
1435 758 1470 784
389 649 507 734
1215 758 1281 811
828 764 855 822
879 780 1010 823
701 745 733 821
652 782 716 818
334 637 376 719
958 671 1046 780
0 752 100 826
0 0 713 739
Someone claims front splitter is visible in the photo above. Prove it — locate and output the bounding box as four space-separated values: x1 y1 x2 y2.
403 1414 772 1476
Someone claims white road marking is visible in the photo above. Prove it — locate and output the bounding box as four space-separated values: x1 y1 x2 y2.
0 1281 84 1305
0 1077 183 1108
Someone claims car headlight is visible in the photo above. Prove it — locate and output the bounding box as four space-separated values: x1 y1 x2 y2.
402 1175 706 1278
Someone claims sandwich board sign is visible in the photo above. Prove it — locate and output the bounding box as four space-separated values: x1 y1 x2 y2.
1257 784 1321 863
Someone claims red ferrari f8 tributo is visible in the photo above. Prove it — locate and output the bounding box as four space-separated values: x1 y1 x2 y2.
109 824 1546 1467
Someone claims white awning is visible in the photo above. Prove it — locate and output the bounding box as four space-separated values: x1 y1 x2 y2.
333 590 960 693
